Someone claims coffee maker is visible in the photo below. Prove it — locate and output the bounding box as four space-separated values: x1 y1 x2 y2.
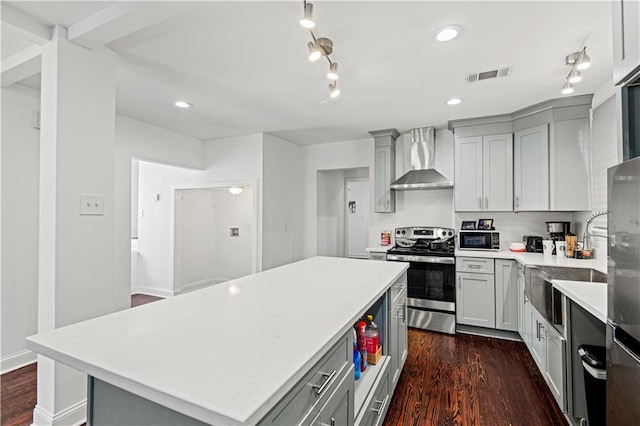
545 221 570 254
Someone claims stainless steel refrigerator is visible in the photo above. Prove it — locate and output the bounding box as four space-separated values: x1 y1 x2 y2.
607 156 640 425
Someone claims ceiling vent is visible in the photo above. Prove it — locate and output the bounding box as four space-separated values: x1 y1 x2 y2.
466 66 512 83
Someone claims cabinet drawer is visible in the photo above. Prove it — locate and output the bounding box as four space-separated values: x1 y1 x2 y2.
388 273 407 304
456 257 495 274
260 332 351 425
310 368 354 426
355 357 391 426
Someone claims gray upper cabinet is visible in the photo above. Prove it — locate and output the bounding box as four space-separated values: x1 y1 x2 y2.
370 129 399 213
613 0 640 85
451 95 592 213
454 133 513 212
514 124 549 211
549 118 590 211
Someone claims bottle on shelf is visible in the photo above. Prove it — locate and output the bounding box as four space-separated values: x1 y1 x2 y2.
365 314 379 355
357 319 368 372
353 343 361 380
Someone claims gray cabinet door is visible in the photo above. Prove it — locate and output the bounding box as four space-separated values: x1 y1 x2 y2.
544 325 566 411
311 369 354 426
530 310 547 372
374 143 395 213
549 118 590 211
482 134 513 211
388 288 407 390
613 0 640 85
495 260 518 331
456 272 496 328
514 124 549 211
454 136 483 211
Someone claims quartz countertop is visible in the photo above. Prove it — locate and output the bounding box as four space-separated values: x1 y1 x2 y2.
455 249 607 274
366 245 392 253
552 280 607 324
26 257 408 425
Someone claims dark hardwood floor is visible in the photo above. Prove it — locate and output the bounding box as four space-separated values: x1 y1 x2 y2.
384 328 567 426
0 294 162 426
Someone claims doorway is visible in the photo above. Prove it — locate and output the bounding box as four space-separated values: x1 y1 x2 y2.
316 167 369 258
345 178 369 258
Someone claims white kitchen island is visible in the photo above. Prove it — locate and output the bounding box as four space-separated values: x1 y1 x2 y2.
26 257 408 425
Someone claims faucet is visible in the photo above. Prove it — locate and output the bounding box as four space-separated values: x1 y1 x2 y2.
584 210 607 249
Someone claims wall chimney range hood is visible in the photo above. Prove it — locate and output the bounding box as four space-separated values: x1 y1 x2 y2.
390 127 453 190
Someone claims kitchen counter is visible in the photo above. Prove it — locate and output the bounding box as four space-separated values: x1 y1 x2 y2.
455 249 607 274
366 245 392 253
26 257 408 425
552 280 607 324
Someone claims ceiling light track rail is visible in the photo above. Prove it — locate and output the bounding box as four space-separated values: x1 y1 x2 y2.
300 0 340 98
561 46 591 95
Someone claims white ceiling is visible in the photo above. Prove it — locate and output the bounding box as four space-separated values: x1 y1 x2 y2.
2 1 614 145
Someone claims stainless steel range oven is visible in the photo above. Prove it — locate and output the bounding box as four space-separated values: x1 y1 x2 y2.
386 227 456 334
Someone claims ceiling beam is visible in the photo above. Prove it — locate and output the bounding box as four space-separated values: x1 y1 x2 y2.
68 2 187 49
1 3 52 45
1 45 42 87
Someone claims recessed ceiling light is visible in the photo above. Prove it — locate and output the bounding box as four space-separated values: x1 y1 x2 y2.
434 25 462 42
447 98 462 105
175 101 192 109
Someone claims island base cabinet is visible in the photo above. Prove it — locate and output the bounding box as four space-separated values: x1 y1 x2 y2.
260 332 351 425
388 288 407 390
89 378 208 426
355 357 390 426
311 367 355 426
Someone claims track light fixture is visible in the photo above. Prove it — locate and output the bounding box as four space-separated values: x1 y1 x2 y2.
561 47 591 95
300 1 341 98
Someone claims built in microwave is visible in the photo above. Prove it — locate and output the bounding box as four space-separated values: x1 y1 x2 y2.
458 230 500 251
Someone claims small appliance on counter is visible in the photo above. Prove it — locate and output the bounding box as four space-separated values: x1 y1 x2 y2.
523 235 544 253
458 230 500 251
546 221 571 255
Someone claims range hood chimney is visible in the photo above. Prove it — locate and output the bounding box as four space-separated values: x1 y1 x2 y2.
390 127 453 190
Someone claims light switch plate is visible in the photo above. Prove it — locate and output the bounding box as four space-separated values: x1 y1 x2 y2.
80 194 105 215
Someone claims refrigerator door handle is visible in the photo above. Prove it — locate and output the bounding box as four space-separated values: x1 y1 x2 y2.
613 325 640 364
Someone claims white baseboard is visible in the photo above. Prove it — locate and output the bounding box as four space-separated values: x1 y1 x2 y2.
131 286 174 298
32 399 86 426
176 277 216 295
1 349 37 374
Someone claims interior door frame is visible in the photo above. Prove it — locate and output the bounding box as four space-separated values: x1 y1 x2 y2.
344 177 369 259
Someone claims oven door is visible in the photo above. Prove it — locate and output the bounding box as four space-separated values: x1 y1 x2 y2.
406 261 456 312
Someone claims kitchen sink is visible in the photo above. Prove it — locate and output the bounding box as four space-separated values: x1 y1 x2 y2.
537 266 607 283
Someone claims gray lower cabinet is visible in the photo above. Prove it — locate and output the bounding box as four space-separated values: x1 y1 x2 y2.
545 325 566 410
260 333 351 425
355 357 391 426
310 369 355 426
517 263 532 347
495 260 518 331
388 287 407 390
456 272 496 328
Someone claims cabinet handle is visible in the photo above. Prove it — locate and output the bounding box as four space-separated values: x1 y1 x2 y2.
468 264 481 269
397 304 405 321
312 370 337 396
485 196 489 210
478 197 482 209
320 419 336 426
515 196 520 213
371 395 389 415
457 276 461 291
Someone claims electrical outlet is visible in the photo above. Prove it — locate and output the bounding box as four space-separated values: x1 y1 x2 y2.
80 194 105 215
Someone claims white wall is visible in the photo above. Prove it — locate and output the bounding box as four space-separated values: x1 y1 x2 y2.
200 133 263 182
211 188 254 281
136 160 200 295
262 134 303 270
174 189 216 291
317 169 347 257
1 84 40 372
